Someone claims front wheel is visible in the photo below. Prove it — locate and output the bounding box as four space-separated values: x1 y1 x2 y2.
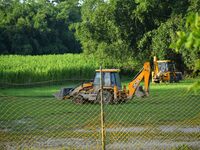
72 95 85 104
96 90 113 104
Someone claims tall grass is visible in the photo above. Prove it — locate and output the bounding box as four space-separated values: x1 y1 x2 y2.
0 54 137 83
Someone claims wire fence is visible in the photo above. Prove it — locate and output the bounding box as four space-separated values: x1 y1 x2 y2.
0 78 200 150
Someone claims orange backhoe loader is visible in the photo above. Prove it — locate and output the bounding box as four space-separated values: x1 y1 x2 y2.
152 56 183 83
54 62 151 104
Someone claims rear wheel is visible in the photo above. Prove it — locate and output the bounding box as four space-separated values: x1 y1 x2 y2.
97 90 113 104
169 73 174 83
113 98 120 104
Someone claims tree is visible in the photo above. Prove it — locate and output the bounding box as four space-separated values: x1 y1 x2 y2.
172 13 200 74
74 0 191 67
0 0 81 55
73 0 131 67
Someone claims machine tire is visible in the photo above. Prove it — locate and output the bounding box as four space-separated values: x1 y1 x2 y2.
169 74 174 83
72 95 85 104
97 90 113 104
113 98 119 104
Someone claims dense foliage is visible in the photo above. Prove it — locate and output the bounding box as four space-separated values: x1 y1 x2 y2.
74 0 199 72
0 0 200 77
172 12 200 90
0 0 81 54
172 13 200 73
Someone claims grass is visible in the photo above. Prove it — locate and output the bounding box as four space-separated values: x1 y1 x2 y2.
0 78 200 148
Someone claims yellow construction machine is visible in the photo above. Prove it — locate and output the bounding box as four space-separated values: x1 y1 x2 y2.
54 62 151 104
152 56 182 83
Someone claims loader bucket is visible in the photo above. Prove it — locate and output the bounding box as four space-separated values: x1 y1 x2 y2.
135 86 148 98
53 88 73 100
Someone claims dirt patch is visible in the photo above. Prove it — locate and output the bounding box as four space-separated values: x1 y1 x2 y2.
74 126 200 133
106 127 146 133
0 138 101 150
1 125 200 149
107 140 200 150
1 138 200 150
159 125 200 133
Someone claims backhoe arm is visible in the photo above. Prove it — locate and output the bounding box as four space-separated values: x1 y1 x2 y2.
128 62 150 98
153 56 159 77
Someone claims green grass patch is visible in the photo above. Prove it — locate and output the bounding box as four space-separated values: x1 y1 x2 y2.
0 78 199 144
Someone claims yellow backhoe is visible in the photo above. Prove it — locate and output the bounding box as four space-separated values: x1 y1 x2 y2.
54 62 151 104
152 56 182 83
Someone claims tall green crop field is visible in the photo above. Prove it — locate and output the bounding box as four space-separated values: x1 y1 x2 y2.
0 54 98 83
0 54 137 84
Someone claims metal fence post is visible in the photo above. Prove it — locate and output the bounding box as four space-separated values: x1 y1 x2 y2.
100 66 106 150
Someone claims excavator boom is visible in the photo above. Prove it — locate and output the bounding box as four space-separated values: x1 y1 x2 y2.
128 62 150 98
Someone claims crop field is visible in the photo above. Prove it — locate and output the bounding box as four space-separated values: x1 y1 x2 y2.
0 54 98 83
0 78 200 149
0 54 137 84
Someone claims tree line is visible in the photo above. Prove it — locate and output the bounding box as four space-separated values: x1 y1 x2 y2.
0 0 199 74
73 0 199 73
0 0 81 54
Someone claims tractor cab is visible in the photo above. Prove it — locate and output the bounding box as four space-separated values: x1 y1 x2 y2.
93 69 122 90
157 60 176 73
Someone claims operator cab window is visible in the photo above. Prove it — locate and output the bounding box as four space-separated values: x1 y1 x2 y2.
94 72 100 86
111 73 122 90
93 72 121 89
168 62 175 72
158 62 167 72
104 72 111 86
93 72 111 86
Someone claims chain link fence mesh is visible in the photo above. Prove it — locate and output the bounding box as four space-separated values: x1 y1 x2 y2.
0 79 200 150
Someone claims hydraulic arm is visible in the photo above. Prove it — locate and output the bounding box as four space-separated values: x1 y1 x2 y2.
128 62 151 98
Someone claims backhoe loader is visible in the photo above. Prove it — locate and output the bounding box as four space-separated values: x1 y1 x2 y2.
152 56 182 83
54 62 151 104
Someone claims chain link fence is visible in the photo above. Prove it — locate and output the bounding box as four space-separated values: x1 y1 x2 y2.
0 79 200 150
